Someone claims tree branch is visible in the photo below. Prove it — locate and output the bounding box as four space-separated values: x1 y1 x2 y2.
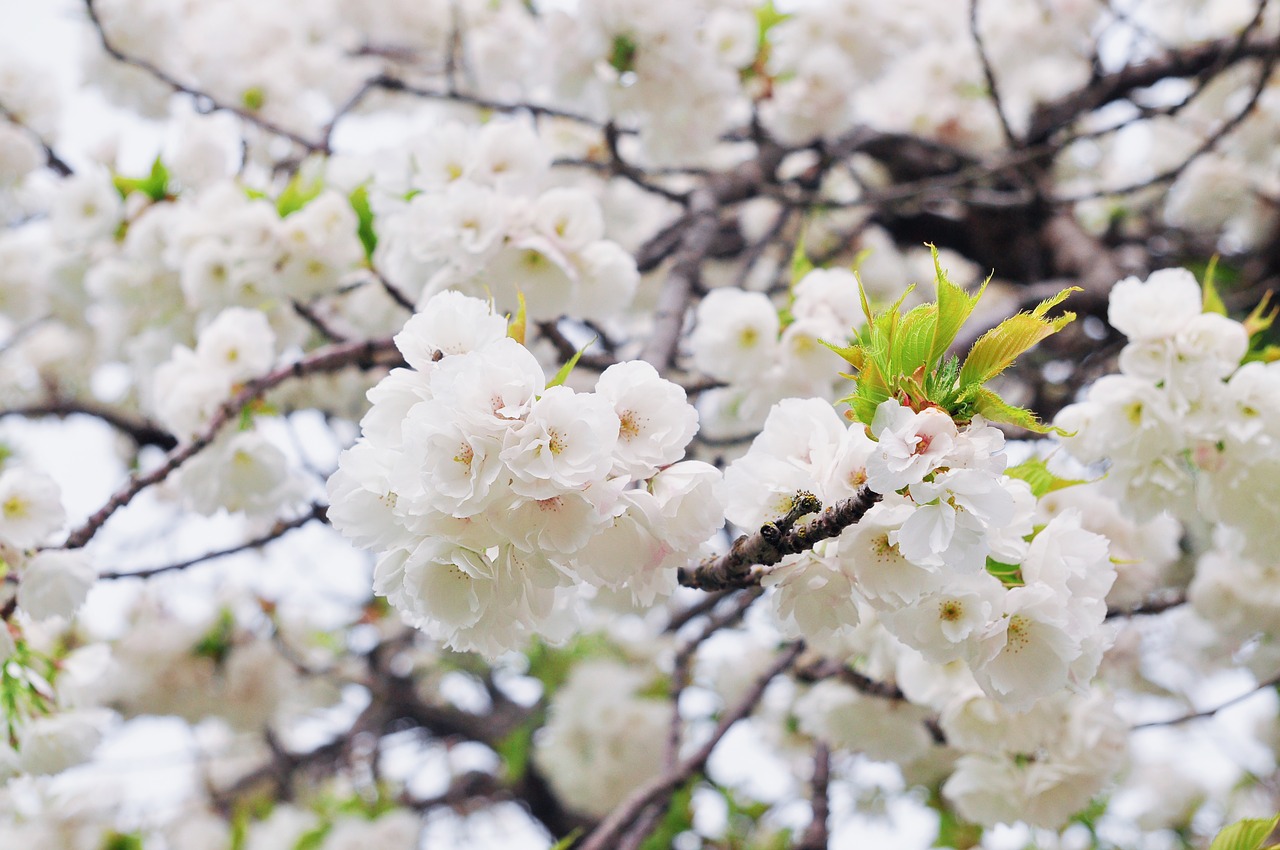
0 400 177 450
678 488 880 592
577 641 804 850
63 337 403 549
98 502 328 580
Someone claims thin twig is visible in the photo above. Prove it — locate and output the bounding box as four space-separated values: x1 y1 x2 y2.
82 0 324 152
0 401 177 450
63 337 403 549
577 641 805 850
99 502 328 580
968 0 1018 148
1134 672 1280 729
0 102 73 176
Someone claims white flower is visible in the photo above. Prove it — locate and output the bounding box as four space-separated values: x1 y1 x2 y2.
531 187 604 252
533 660 668 818
17 709 109 776
649 460 724 551
594 360 698 479
180 431 300 517
575 239 640 321
152 346 234 438
880 572 1005 664
17 550 95 621
393 402 507 518
795 679 933 764
570 490 677 604
764 552 861 641
971 584 1082 711
325 441 412 552
837 500 937 607
866 400 958 493
394 290 509 371
195 306 277 383
690 288 780 382
1107 267 1203 342
428 337 545 438
501 386 619 499
0 468 66 549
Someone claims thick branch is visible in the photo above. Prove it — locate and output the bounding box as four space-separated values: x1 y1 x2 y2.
679 487 881 592
1028 32 1280 143
639 187 719 370
795 743 831 850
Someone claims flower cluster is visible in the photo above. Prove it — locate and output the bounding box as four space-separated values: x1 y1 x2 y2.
1055 267 1280 561
725 396 1116 711
328 290 721 655
374 120 639 322
532 658 669 817
691 267 862 439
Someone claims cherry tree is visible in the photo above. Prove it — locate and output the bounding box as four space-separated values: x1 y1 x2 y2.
2 0 1280 847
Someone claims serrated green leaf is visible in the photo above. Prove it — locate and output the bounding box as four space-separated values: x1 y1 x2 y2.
546 335 598 389
349 184 377 262
958 290 1077 387
929 244 987 364
894 303 939 377
277 171 324 217
966 387 1064 435
1209 815 1280 850
818 337 864 369
1202 256 1228 316
1003 457 1087 498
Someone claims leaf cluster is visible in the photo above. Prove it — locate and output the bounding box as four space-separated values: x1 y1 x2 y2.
824 247 1077 434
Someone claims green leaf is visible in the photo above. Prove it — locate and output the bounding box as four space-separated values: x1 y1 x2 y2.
546 335 598 389
193 608 237 665
1003 457 1088 498
1209 815 1280 850
277 171 324 217
507 292 527 346
112 156 170 202
965 387 1065 435
496 719 536 783
930 245 988 364
608 33 638 73
293 823 331 850
349 184 377 262
1245 291 1279 339
550 829 583 850
958 288 1077 387
242 87 265 111
100 832 145 850
639 780 696 850
894 303 939 377
790 230 814 286
1202 256 1228 316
